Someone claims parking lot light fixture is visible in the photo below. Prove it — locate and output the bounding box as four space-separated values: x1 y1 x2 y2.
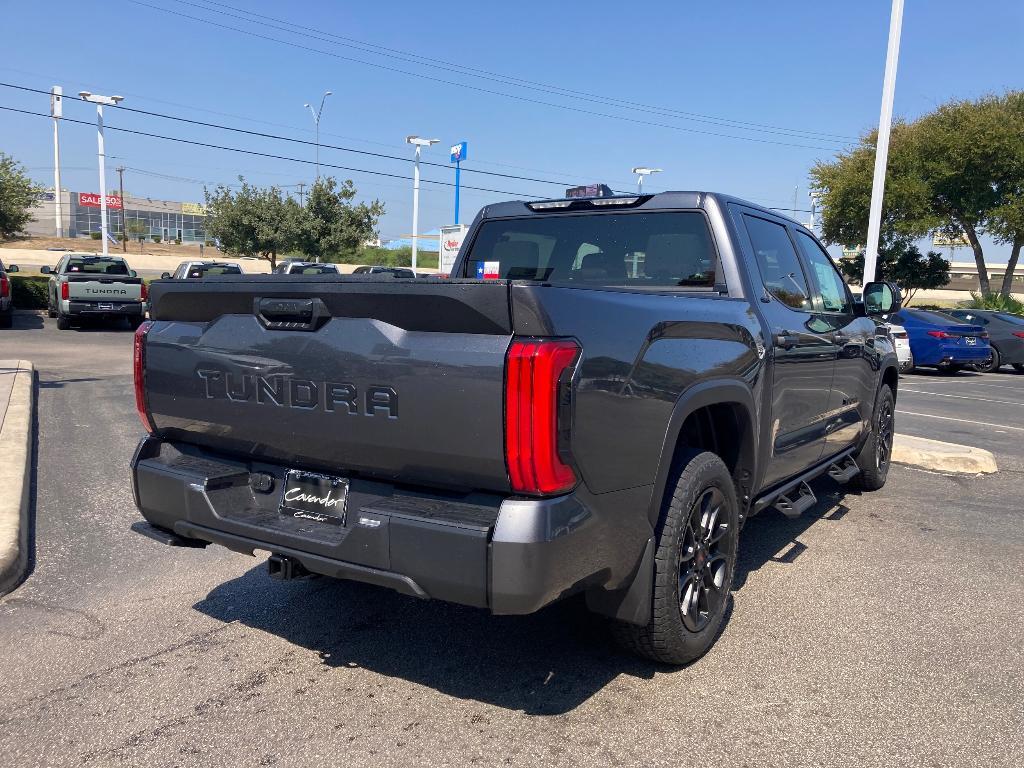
406 136 440 273
304 90 332 181
632 167 662 194
79 91 125 257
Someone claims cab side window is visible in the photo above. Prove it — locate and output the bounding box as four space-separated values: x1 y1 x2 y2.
793 231 852 315
744 215 811 311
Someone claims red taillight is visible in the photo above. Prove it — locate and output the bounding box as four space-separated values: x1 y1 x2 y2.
927 330 953 339
1014 332 1024 339
0 275 8 298
140 281 148 301
61 282 69 301
133 320 155 433
505 338 579 495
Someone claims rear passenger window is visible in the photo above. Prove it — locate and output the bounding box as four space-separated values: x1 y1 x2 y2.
744 215 811 310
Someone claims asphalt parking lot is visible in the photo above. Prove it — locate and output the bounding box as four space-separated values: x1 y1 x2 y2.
1 311 1022 767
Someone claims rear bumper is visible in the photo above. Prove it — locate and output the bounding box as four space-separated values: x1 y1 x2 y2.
915 342 990 366
64 299 145 317
130 437 651 617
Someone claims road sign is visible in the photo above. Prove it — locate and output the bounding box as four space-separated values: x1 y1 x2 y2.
450 142 467 163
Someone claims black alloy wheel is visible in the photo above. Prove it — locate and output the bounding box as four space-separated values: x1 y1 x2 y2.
677 487 730 633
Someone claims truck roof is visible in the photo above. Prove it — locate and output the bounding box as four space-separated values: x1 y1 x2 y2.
477 191 805 227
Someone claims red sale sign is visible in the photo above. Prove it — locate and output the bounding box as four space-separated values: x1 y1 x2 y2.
79 192 122 209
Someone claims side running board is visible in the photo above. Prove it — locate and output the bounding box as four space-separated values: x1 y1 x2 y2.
827 457 860 484
774 481 816 518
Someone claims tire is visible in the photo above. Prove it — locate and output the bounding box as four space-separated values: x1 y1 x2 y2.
1015 364 1024 373
852 384 895 491
0 310 11 329
936 364 963 376
47 306 57 318
56 313 71 330
611 450 739 665
977 347 1001 373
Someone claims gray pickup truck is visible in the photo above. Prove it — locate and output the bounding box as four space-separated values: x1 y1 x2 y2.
130 191 902 663
42 254 147 330
0 258 17 329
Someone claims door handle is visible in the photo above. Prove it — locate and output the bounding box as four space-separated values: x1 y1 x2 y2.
774 332 799 350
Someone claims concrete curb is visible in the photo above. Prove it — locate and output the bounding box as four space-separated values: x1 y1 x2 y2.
892 433 998 474
0 360 35 597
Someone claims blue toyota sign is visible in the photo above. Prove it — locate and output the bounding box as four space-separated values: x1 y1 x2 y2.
450 141 467 163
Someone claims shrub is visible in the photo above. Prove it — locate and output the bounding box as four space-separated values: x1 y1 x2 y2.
10 275 49 309
152 234 162 243
175 238 182 245
89 231 102 240
205 240 216 247
966 291 1024 314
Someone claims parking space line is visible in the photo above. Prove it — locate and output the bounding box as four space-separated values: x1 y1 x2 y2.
897 409 1024 432
899 388 1024 406
905 379 1024 391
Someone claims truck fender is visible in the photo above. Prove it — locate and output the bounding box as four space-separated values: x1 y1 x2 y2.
648 378 758 528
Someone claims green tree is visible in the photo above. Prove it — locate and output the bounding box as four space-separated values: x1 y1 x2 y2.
204 179 302 269
294 177 384 262
0 152 41 240
812 91 1024 296
837 237 950 306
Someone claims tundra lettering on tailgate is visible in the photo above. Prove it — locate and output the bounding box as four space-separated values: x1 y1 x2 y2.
84 287 129 295
196 369 398 418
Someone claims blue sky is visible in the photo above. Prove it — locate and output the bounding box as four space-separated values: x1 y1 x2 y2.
1 0 1021 259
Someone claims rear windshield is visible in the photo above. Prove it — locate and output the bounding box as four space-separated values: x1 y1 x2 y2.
461 211 721 290
188 265 241 277
902 309 962 324
290 265 338 274
66 257 129 275
994 312 1024 325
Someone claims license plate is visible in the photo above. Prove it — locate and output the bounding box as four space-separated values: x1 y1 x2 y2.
965 336 977 345
98 302 113 311
279 470 349 526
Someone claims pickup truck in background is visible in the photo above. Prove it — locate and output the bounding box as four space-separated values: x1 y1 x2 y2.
160 261 244 280
42 254 147 330
130 191 902 664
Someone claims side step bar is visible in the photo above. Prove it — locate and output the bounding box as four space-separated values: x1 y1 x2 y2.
827 457 860 484
773 481 816 518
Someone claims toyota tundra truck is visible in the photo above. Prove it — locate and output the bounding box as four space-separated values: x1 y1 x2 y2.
42 253 147 330
130 192 902 663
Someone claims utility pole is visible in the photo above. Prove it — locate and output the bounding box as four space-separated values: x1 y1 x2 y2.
296 182 306 206
863 0 905 285
79 90 124 257
117 166 127 252
51 86 63 238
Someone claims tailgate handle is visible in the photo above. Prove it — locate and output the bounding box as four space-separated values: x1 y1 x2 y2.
255 297 330 331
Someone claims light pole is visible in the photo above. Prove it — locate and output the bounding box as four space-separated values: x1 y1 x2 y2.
406 135 439 273
79 91 123 257
863 0 904 285
632 167 662 194
304 91 332 181
51 86 64 238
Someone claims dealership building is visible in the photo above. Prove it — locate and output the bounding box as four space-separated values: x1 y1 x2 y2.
28 190 208 245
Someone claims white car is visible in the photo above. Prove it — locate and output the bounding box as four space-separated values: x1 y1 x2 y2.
886 323 914 372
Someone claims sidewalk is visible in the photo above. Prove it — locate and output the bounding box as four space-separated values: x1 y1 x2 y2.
0 360 35 596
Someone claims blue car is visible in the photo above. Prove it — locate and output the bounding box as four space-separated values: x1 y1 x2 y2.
888 308 991 374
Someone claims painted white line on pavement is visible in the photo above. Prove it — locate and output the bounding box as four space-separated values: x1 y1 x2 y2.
905 378 1024 391
899 388 1024 406
897 409 1024 432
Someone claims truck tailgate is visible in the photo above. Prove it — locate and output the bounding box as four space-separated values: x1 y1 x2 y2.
144 277 513 492
67 275 144 302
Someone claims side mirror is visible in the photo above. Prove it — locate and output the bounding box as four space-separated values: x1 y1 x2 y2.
160 272 171 280
6 264 18 273
129 270 138 278
40 266 52 275
862 281 902 316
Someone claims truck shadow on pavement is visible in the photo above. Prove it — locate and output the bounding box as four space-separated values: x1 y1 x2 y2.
192 478 854 715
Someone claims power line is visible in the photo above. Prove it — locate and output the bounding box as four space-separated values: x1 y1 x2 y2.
0 104 546 199
170 0 857 144
127 0 846 152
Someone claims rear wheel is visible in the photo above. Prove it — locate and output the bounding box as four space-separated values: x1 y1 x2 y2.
56 313 71 330
853 384 895 491
977 347 1001 373
1015 364 1024 373
0 310 11 329
612 450 738 665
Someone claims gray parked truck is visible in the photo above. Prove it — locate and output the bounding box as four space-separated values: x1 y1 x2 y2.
130 191 902 663
0 258 18 329
42 254 147 330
